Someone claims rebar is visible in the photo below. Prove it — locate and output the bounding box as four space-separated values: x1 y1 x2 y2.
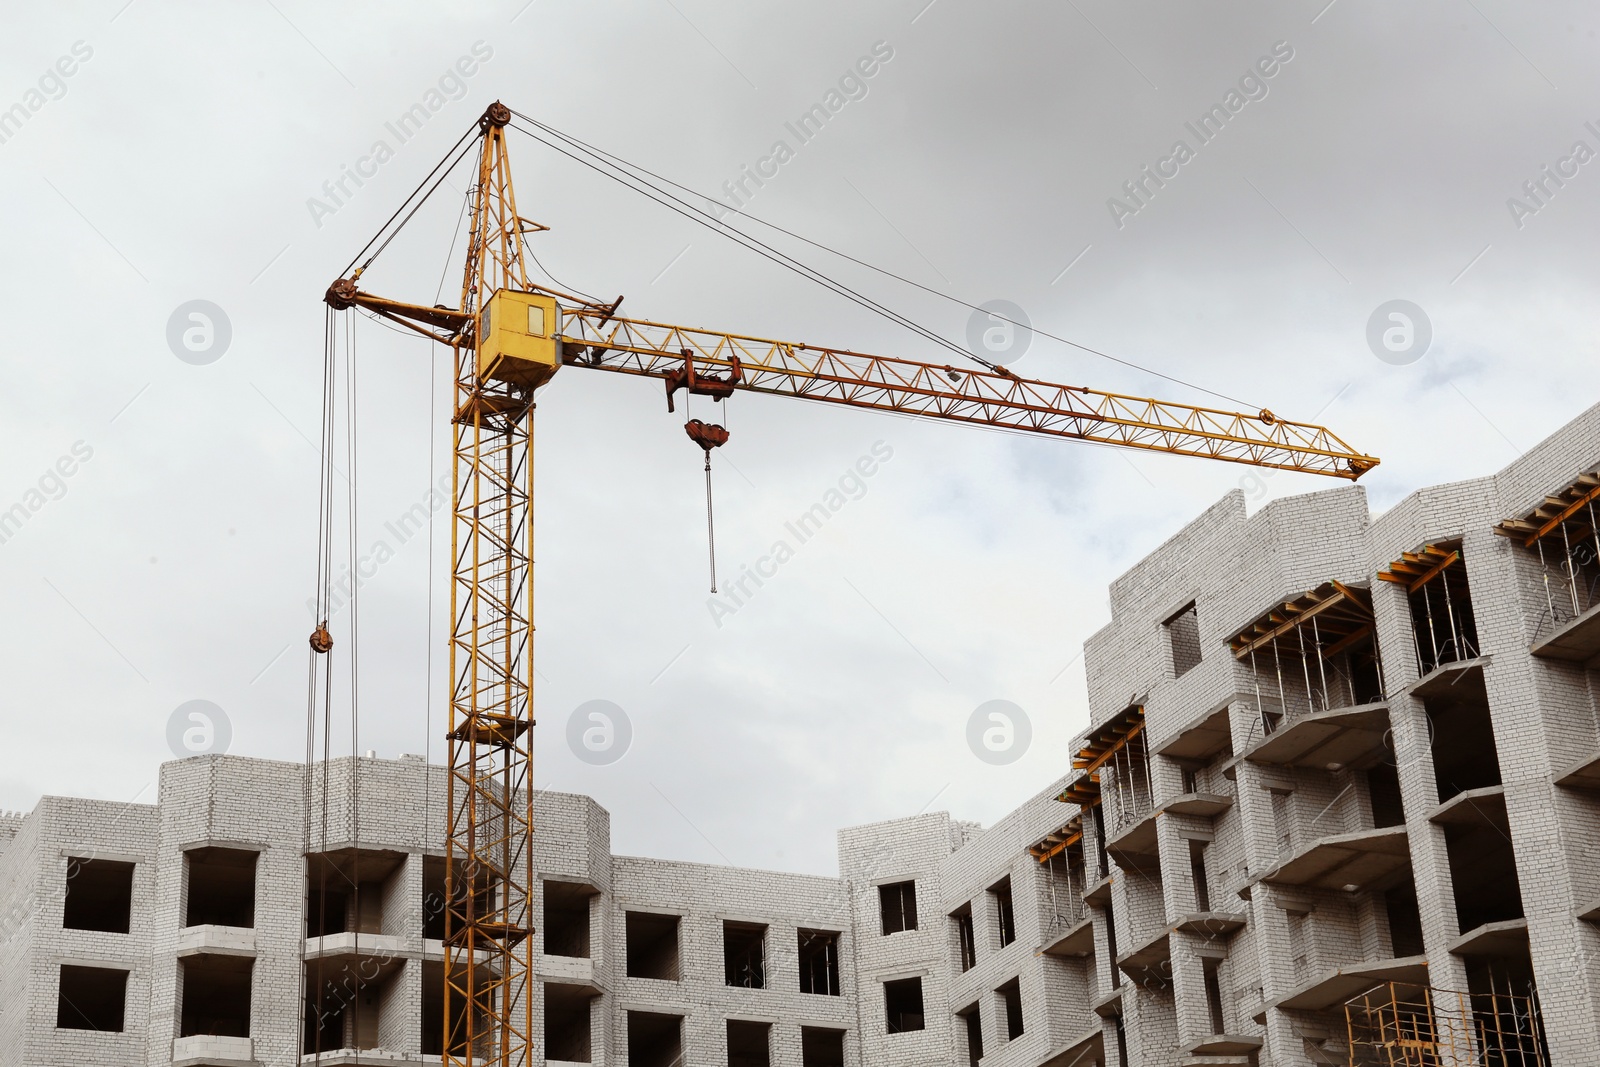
1312 615 1332 710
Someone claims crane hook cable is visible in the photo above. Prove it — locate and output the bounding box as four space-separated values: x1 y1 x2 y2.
511 110 1262 411
506 118 1000 377
704 450 718 594
334 106 1261 413
340 121 481 280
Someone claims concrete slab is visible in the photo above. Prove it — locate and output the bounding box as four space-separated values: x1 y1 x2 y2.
1531 600 1600 666
1164 792 1233 818
1040 1026 1105 1066
1447 917 1529 957
1428 784 1508 826
1556 749 1600 791
1042 914 1095 958
1242 702 1389 770
1261 825 1410 892
1272 955 1429 1012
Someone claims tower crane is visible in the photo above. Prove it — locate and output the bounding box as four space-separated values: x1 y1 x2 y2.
314 101 1377 1065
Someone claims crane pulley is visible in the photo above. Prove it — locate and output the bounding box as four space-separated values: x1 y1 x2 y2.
317 100 1378 1066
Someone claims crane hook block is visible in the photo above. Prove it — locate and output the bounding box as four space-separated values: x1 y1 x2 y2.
664 351 742 412
309 622 334 655
685 419 730 452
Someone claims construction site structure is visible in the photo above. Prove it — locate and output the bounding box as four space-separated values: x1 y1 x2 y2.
9 401 1600 1065
313 100 1377 1065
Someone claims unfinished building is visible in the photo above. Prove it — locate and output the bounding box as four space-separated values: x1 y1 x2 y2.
1035 400 1600 1067
5 403 1600 1066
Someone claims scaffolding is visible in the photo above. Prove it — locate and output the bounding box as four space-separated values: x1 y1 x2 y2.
1344 981 1548 1067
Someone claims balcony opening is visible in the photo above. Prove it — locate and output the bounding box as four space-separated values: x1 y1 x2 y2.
801 1026 846 1067
998 977 1024 1040
1188 840 1211 912
1465 955 1549 1063
303 956 404 1055
62 858 134 934
1381 542 1479 676
1385 878 1425 958
305 848 405 938
727 1019 771 1067
1166 601 1202 678
724 921 767 988
184 846 257 929
180 954 252 1038
884 976 925 1033
56 964 127 1031
306 881 350 939
798 928 841 995
879 880 918 935
957 1002 983 1065
1104 900 1121 989
304 967 344 1054
625 911 681 981
990 877 1016 948
1172 755 1233 804
1270 790 1294 856
543 881 596 959
422 855 447 940
1230 583 1386 740
421 854 493 944
1286 909 1311 984
1446 811 1524 934
1367 764 1407 828
1425 674 1502 802
626 1010 683 1067
1113 1014 1131 1067
421 960 484 1058
1203 961 1226 1034
952 904 977 971
1091 805 1110 880
544 982 594 1063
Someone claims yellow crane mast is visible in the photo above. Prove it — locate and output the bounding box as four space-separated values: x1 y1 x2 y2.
318 101 1377 1065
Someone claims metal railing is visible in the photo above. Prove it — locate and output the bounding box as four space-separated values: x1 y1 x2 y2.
1527 510 1600 640
1103 733 1155 836
1040 854 1087 937
1243 646 1387 742
1408 567 1480 677
1530 547 1600 644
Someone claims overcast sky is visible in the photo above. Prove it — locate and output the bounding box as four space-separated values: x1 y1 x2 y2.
3 1 1597 876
